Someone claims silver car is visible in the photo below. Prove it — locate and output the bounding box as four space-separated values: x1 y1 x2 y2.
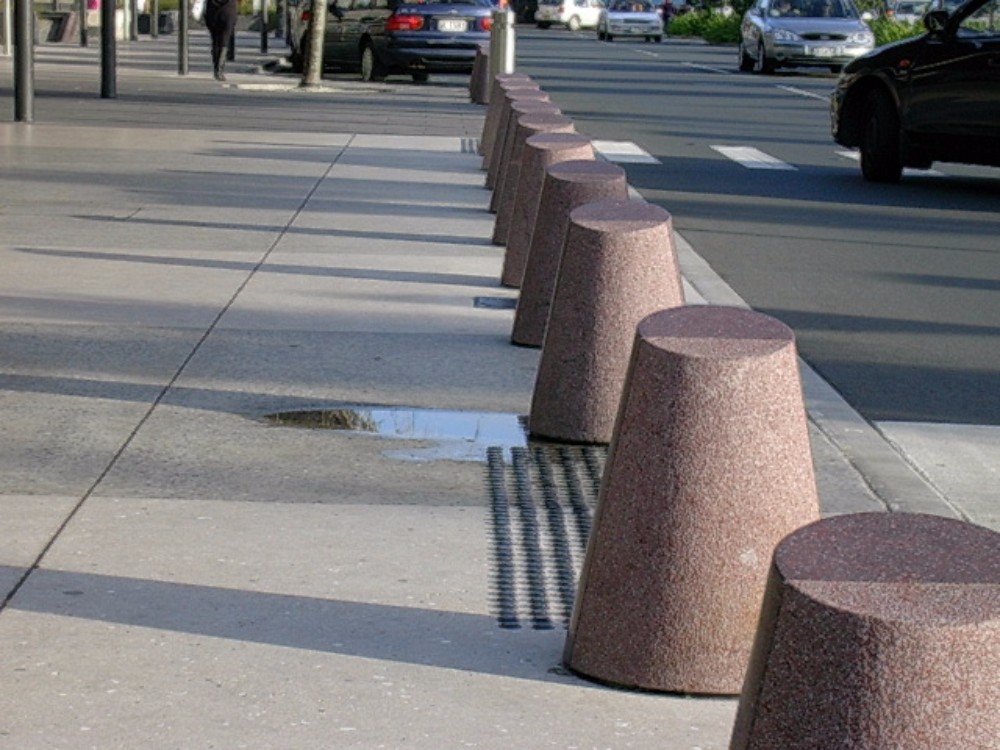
597 0 663 41
738 0 875 74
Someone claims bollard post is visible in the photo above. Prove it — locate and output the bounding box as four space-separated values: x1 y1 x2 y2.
259 0 268 52
564 306 821 694
488 8 515 81
730 512 1000 749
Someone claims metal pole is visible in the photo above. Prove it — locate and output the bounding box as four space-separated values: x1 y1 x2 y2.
259 0 267 53
100 0 116 96
178 0 188 74
78 0 88 45
13 0 33 121
129 0 138 40
150 0 158 37
276 0 284 39
5 0 14 56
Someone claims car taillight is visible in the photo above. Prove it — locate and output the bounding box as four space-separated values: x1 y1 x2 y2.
300 9 311 21
386 14 425 30
481 15 492 30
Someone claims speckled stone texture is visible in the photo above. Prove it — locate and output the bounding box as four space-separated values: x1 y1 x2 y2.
469 44 490 105
479 74 536 160
511 161 628 348
730 512 1000 749
491 114 576 244
486 93 555 190
563 306 821 693
528 200 684 443
499 134 593 286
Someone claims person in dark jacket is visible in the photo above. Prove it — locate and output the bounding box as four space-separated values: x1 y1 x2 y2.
204 0 238 81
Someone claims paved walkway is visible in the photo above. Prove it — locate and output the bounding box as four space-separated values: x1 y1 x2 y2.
0 30 994 748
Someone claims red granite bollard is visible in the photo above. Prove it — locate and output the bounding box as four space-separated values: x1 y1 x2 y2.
479 74 536 158
563 306 821 694
500 133 594 288
469 44 490 104
528 200 684 443
492 115 577 246
730 512 1000 749
486 95 557 190
512 161 628 347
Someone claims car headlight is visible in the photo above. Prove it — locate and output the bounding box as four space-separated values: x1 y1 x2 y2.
770 27 800 42
848 30 875 45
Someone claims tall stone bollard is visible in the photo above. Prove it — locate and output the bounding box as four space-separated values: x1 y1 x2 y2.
512 161 628 348
486 94 556 191
564 306 821 694
491 114 576 246
499 133 594 288
528 200 684 444
479 74 536 159
730 512 1000 749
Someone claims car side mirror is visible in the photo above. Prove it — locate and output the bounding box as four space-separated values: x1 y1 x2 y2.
923 8 948 32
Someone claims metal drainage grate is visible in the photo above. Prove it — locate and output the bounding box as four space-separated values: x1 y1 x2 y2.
461 137 481 154
474 296 517 310
486 444 607 630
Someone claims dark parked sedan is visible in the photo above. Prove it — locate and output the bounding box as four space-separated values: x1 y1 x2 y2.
831 0 1000 181
292 0 494 82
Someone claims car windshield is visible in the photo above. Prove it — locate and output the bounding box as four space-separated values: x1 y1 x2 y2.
768 0 858 17
958 0 1000 34
611 0 654 10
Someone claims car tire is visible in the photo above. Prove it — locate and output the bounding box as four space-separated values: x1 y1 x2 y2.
412 70 430 83
567 15 581 30
537 21 551 28
606 33 614 40
860 90 903 183
290 47 304 74
360 43 386 82
753 40 774 74
654 35 662 42
738 41 754 72
829 64 843 74
597 27 605 39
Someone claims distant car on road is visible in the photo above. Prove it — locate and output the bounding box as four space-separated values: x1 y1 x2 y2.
597 0 663 41
535 0 606 29
886 0 931 21
738 0 875 74
291 0 493 83
831 0 1000 181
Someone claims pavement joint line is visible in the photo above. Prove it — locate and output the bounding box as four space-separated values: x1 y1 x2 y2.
0 133 358 615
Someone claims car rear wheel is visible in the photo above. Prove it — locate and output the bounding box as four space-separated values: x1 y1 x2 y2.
567 15 581 30
360 43 386 82
606 32 614 40
412 70 430 83
537 21 551 28
753 40 774 74
738 41 754 72
860 90 903 183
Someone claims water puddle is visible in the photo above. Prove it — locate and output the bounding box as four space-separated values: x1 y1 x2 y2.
263 405 529 462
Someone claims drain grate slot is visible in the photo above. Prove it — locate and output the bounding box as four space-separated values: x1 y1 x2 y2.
486 444 606 630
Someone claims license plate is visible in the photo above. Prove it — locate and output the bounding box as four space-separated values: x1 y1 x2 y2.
438 18 468 32
812 46 837 57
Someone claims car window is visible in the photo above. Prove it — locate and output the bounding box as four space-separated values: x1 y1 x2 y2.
768 0 856 16
958 0 1000 34
611 0 653 10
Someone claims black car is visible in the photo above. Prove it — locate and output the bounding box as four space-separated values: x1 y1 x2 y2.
291 0 494 82
831 0 1000 181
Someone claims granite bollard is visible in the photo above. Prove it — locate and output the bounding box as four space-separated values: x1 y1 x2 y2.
479 74 536 159
492 115 577 247
500 133 594 288
528 200 684 443
730 512 1000 749
469 44 490 104
511 160 628 346
563 305 821 694
486 94 557 191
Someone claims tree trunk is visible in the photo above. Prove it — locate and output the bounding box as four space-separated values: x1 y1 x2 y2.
302 0 328 86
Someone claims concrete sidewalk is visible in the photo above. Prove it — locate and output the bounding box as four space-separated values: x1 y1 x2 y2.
0 31 992 748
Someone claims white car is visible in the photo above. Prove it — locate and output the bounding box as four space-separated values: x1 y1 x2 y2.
535 0 606 29
597 0 663 41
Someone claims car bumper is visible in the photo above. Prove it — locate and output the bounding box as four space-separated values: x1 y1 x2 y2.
769 41 873 67
383 38 487 71
607 23 661 35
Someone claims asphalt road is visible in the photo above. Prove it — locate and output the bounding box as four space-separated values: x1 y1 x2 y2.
513 26 1000 428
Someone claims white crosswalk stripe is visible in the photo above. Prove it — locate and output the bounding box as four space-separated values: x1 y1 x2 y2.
711 145 797 170
593 140 661 164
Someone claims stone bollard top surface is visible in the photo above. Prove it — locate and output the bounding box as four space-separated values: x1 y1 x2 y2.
776 512 1000 625
638 306 794 360
569 199 671 234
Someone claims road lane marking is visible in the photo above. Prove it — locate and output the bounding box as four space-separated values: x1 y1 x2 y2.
776 84 830 101
593 140 661 164
683 62 733 74
711 145 796 170
836 150 944 176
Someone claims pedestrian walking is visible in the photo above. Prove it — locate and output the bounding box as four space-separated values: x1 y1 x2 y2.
660 0 676 32
204 0 238 81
